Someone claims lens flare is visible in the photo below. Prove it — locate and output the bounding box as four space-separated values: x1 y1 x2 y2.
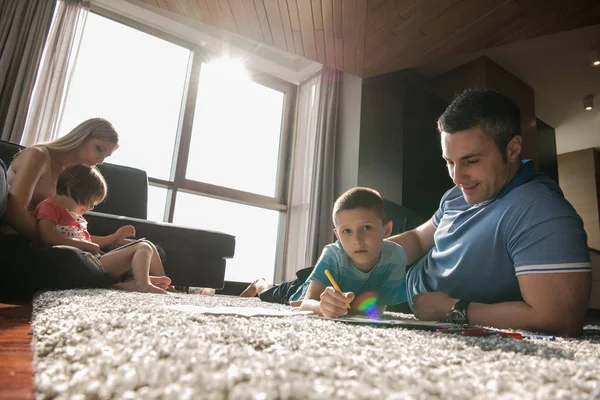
356 291 379 319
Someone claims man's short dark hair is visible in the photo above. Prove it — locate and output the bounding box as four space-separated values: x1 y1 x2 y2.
56 165 107 206
437 89 521 161
333 187 387 223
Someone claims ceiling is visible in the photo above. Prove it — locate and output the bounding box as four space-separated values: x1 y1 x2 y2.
136 0 600 77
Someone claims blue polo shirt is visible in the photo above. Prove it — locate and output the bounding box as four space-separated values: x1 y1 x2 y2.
405 160 591 310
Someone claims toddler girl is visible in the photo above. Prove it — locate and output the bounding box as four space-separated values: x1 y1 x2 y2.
35 164 170 294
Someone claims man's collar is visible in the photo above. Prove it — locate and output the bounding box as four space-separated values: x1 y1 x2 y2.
494 160 536 200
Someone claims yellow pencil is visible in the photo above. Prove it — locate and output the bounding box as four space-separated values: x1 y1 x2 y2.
324 269 351 309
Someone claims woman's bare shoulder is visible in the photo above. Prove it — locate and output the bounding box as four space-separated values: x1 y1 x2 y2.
11 146 48 170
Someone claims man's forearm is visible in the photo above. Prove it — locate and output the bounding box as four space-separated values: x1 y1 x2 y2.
467 301 584 337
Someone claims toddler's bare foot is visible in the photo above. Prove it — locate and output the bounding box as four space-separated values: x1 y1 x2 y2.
115 280 168 294
150 275 171 289
240 278 273 297
122 275 171 289
135 282 169 294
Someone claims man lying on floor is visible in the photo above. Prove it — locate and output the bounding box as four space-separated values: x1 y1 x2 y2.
244 89 591 337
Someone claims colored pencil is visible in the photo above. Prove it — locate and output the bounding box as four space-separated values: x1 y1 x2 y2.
324 269 351 309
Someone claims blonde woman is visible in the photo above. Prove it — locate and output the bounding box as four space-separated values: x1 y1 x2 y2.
0 118 169 300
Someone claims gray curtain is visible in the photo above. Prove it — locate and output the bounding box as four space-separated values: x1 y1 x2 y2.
283 66 340 280
0 0 58 142
22 0 89 147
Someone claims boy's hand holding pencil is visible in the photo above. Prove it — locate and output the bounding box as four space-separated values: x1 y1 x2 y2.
319 270 354 318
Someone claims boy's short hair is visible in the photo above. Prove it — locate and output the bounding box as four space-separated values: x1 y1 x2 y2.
332 187 387 224
56 165 107 206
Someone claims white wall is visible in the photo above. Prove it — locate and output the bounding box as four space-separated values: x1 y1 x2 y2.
554 105 600 154
335 72 362 199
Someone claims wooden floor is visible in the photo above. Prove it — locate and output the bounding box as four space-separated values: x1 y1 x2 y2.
0 303 34 400
0 301 598 400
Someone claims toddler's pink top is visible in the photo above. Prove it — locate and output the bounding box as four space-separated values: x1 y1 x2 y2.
34 199 91 241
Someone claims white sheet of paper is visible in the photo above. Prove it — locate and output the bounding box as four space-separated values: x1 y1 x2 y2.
168 305 313 318
330 315 456 330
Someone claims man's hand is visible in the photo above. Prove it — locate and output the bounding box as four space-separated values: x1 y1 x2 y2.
114 225 136 241
412 292 458 321
319 287 355 319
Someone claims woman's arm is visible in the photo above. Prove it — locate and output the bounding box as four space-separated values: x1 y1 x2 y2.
38 220 100 254
5 148 47 241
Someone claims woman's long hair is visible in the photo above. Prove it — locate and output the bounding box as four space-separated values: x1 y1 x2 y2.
38 118 119 153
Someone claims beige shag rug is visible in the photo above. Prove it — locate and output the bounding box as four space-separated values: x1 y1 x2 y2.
32 289 600 399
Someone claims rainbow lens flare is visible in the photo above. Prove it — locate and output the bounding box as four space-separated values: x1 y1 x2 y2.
356 291 379 319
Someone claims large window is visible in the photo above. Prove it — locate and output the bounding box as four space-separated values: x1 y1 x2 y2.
58 12 296 283
187 59 285 197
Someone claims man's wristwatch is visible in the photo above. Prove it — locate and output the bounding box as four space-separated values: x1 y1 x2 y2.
446 299 470 325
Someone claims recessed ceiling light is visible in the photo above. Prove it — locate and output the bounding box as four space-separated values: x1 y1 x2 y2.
583 95 594 111
593 50 600 67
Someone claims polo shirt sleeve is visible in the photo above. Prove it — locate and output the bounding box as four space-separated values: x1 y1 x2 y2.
308 244 343 288
35 200 61 224
433 186 460 227
507 194 591 275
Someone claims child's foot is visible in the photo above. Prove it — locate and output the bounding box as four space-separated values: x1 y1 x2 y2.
135 282 169 294
240 278 273 297
122 276 171 289
150 275 171 290
117 280 169 294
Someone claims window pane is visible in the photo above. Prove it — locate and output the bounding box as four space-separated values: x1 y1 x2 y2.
186 59 285 197
147 185 168 222
173 192 279 282
59 13 190 180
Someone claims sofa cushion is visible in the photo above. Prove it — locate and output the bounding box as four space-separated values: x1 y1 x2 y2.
95 163 148 219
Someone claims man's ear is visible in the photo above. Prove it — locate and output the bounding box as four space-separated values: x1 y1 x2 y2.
333 228 340 241
383 221 393 238
506 135 522 162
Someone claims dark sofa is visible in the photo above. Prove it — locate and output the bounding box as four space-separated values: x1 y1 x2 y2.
0 139 235 289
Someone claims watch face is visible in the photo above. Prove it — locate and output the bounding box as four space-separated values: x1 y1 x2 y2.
449 309 466 324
